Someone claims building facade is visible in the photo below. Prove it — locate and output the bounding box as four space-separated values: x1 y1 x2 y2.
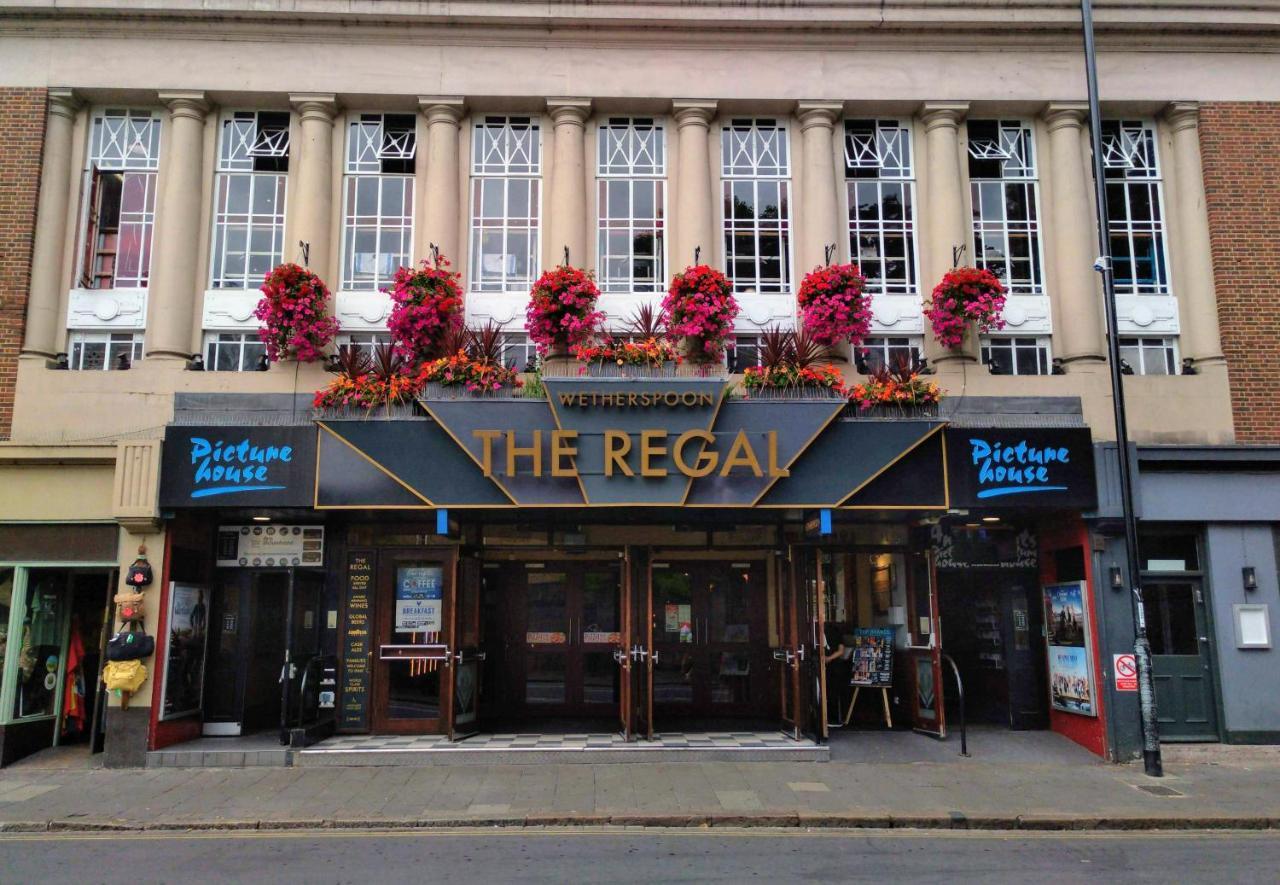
0 1 1278 767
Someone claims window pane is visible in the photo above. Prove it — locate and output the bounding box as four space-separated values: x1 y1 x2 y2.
13 571 68 720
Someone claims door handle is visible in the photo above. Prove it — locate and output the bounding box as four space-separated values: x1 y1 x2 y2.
651 650 661 664
795 645 806 662
772 649 795 664
630 645 648 661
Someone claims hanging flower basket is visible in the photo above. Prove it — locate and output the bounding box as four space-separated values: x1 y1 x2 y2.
255 263 340 363
661 265 739 364
525 265 606 357
386 256 463 363
924 266 1006 350
796 263 872 349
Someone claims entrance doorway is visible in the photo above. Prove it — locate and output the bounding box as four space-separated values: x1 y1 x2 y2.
487 560 622 726
650 559 775 727
937 571 1048 730
203 569 325 738
1144 579 1219 740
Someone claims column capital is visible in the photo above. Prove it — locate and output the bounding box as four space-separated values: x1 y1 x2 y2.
919 101 969 132
546 98 592 127
1164 101 1200 133
419 96 466 125
1043 102 1089 132
289 93 339 122
672 99 718 128
46 88 81 120
796 101 843 131
158 90 209 120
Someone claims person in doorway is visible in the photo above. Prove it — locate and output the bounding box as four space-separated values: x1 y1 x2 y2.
823 624 850 727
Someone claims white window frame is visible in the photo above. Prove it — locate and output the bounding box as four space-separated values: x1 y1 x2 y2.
980 335 1051 376
209 110 289 290
499 331 539 373
721 118 793 295
77 109 162 290
340 113 416 292
843 119 919 297
1102 120 1171 297
336 332 391 361
967 119 1045 297
596 117 667 297
68 331 144 371
469 115 542 295
203 331 266 372
857 336 923 373
1120 336 1179 375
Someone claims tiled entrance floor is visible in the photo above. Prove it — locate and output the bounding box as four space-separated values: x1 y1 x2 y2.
295 731 828 766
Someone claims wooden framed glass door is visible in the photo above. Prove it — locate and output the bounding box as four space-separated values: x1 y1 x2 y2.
507 560 622 719
372 549 456 735
651 558 772 725
908 551 946 738
621 547 652 740
1144 580 1220 740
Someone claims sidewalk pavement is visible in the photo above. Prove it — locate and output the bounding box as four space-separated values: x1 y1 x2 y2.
1 730 1278 834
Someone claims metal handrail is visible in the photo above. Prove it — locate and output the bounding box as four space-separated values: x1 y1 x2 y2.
940 652 969 757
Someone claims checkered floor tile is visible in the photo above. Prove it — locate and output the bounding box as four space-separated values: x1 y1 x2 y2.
301 730 815 754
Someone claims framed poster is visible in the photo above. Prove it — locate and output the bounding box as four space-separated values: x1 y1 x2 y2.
849 627 895 687
1043 580 1098 717
160 582 211 720
395 566 443 632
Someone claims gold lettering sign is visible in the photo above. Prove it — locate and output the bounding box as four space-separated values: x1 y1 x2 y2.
471 429 790 479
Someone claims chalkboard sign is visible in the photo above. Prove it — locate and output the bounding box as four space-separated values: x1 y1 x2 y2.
339 550 374 731
849 627 895 687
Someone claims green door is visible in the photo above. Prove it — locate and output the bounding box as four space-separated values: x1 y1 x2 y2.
1143 581 1219 741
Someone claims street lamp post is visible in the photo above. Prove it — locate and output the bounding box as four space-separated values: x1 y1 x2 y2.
1079 0 1163 777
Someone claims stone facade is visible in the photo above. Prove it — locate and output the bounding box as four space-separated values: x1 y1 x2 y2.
0 87 44 440
1200 102 1280 443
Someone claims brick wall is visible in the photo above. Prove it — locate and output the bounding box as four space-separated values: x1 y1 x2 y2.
1200 103 1280 443
0 87 46 441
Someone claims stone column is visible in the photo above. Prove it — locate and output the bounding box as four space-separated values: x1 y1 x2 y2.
22 89 80 360
919 102 975 373
419 97 465 267
289 94 338 278
796 102 843 274
546 99 591 268
1165 102 1226 373
1044 103 1107 372
145 91 208 361
672 100 718 270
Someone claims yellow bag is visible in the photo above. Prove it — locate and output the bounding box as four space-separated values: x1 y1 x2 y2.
103 659 147 693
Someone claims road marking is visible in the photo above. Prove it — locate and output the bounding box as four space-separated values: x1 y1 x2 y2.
787 782 830 793
1 828 1277 844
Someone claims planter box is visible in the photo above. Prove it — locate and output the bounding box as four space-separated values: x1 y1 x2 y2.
739 386 847 401
847 403 941 419
312 403 423 421
419 382 525 400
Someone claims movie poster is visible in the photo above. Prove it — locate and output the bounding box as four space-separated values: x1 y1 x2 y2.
1043 581 1097 716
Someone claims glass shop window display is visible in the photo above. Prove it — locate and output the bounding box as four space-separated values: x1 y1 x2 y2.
12 573 68 720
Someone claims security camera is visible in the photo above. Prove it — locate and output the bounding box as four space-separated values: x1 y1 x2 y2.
1092 257 1108 273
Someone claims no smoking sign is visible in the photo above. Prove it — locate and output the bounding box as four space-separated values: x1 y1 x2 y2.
1113 653 1138 691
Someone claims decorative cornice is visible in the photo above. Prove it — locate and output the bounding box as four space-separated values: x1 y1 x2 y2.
158 89 209 120
289 92 339 122
419 96 466 125
919 101 968 132
796 101 843 132
546 98 593 126
672 99 717 128
46 87 81 120
1043 101 1089 133
1165 100 1200 132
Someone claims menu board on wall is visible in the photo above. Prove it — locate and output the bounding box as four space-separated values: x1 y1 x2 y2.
1043 581 1098 717
339 551 373 731
849 627 895 688
215 525 324 568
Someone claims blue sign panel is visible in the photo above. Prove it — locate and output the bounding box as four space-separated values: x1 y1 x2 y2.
161 425 317 508
945 428 1096 510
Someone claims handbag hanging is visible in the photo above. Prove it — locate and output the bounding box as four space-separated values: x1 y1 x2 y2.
105 626 155 662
